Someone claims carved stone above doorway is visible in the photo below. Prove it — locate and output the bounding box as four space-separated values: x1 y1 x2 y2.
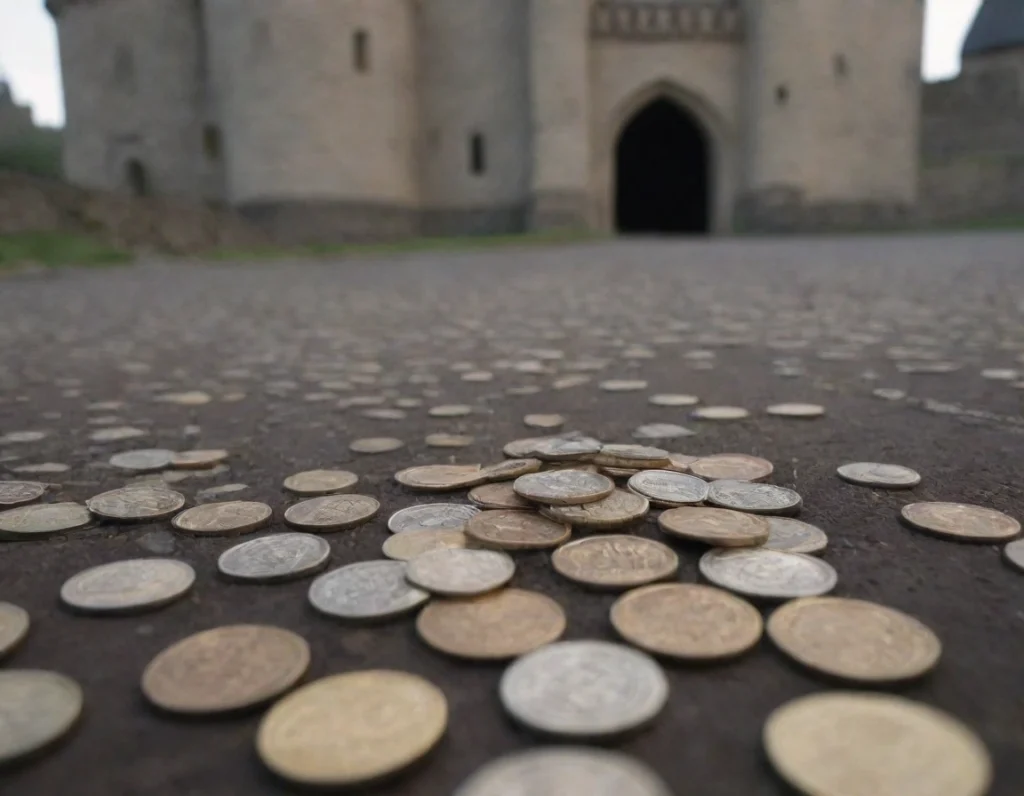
591 1 744 42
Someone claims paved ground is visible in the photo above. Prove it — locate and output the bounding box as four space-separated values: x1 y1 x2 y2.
1 233 1024 796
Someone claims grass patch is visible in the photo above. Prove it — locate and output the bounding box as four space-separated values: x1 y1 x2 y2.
0 232 132 269
938 215 1024 231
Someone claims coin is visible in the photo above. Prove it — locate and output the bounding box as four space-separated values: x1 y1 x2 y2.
691 406 749 420
60 558 195 614
764 692 992 796
429 404 473 417
406 548 515 596
416 588 566 660
503 435 564 458
627 470 709 507
632 423 695 440
382 529 469 561
499 640 667 738
108 449 175 472
89 426 147 442
0 670 82 764
649 394 699 407
282 469 358 495
665 452 699 473
768 597 942 683
514 470 615 506
482 458 544 481
1004 539 1024 573
142 625 310 714
765 402 825 418
349 437 404 453
552 535 678 590
0 502 91 538
542 489 650 530
525 414 565 429
283 494 380 532
530 437 603 462
387 503 480 533
689 454 774 482
171 449 229 469
86 486 186 521
172 501 273 536
764 517 829 554
700 548 837 599
0 603 29 659
707 480 802 515
218 533 331 582
0 481 47 507
466 510 570 550
395 464 488 491
425 433 475 448
837 462 921 489
901 502 1020 542
256 670 447 787
599 379 648 392
453 747 672 796
611 583 762 660
469 482 533 510
593 445 671 469
658 506 770 547
363 407 406 420
601 466 642 478
309 560 429 620
0 430 48 444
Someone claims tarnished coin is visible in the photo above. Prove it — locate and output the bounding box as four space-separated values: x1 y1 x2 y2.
1005 538 1024 573
707 480 802 515
599 379 648 392
525 414 565 429
691 406 749 420
282 469 358 495
627 470 709 507
482 458 544 481
466 510 570 550
349 437 404 454
284 494 380 532
765 692 992 796
406 548 515 596
530 437 603 462
0 603 30 659
60 558 195 614
453 747 672 796
142 625 310 714
416 588 566 660
658 506 770 547
764 517 829 554
648 393 699 407
901 502 1020 542
542 489 650 530
768 597 942 683
171 449 229 469
256 670 447 787
611 583 763 660
172 501 273 536
765 402 825 418
700 548 837 599
387 503 480 533
665 452 700 473
469 482 533 510
309 561 429 620
837 462 921 489
499 640 667 738
429 404 473 417
632 423 695 440
0 481 47 507
0 670 82 764
86 486 186 521
0 502 91 538
395 464 488 491
382 529 469 561
689 454 774 482
218 533 331 582
514 470 615 506
425 433 475 448
108 449 175 472
552 535 678 591
593 445 671 469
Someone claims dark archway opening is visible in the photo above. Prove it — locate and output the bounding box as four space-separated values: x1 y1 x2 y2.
615 98 710 234
125 159 149 197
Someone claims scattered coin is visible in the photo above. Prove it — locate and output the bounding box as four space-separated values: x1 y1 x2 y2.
0 481 47 507
482 458 544 481
503 435 569 459
514 470 615 506
283 494 380 532
599 380 648 392
764 692 992 796
406 548 515 596
611 583 763 660
89 426 147 443
172 501 273 536
763 517 829 554
658 506 770 547
699 548 837 599
382 528 469 561
499 640 667 738
0 431 48 444
416 588 566 660
1004 539 1024 573
425 433 475 448
632 423 695 440
0 670 83 764
627 470 709 507
665 452 700 473
0 502 92 539
309 560 429 620
837 462 922 489
429 404 473 417
86 486 186 521
594 444 671 469
530 437 603 461
765 402 825 418
60 558 195 614
159 390 212 406
768 597 942 683
707 480 802 515
387 503 480 533
282 469 358 496
648 394 699 407
362 407 406 420
395 464 488 491
466 510 571 550
196 483 249 502
349 437 404 454
0 602 30 659
256 670 447 787
542 489 650 530
873 387 907 400
469 482 533 510
525 414 566 429
691 406 749 420
142 625 310 714
108 449 175 473
552 375 591 390
901 502 1021 542
689 454 774 482
552 535 678 590
981 367 1018 381
171 449 230 469
218 533 331 582
9 462 70 474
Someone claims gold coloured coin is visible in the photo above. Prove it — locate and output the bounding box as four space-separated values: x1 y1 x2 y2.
282 469 358 496
283 495 380 532
658 506 770 547
425 434 475 448
395 465 488 492
765 403 826 418
0 603 30 659
665 453 700 473
468 482 533 510
524 414 565 429
349 437 404 454
382 529 469 561
611 583 762 660
256 670 448 787
542 489 650 530
416 588 566 660
171 501 273 536
691 406 749 421
901 502 1020 543
767 597 942 683
552 535 678 591
465 510 570 551
689 454 774 482
171 449 229 469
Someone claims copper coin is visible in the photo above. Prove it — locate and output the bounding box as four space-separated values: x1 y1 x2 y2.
542 489 650 530
395 465 488 492
171 501 273 536
465 510 571 551
901 502 1020 543
689 454 774 482
468 482 533 510
283 495 380 532
658 507 770 547
382 529 469 561
552 536 678 591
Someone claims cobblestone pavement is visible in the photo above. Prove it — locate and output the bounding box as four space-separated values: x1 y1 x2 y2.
1 233 1023 795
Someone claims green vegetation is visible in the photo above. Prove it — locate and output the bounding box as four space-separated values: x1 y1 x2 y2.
0 128 63 179
0 232 131 269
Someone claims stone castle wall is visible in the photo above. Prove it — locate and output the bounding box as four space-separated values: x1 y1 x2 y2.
0 85 36 146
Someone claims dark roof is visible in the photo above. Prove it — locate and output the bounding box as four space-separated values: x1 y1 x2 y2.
962 0 1024 58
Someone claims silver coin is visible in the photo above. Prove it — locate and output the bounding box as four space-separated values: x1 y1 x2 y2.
691 406 749 421
764 517 829 555
0 481 47 508
387 503 480 534
530 437 604 462
0 603 30 660
0 670 83 764
648 394 700 407
0 502 92 538
482 458 544 482
282 470 358 496
499 640 668 738
599 380 648 392
218 533 331 582
60 558 195 613
627 470 709 507
707 480 802 515
513 470 615 506
837 462 921 489
699 548 837 600
89 426 147 443
172 501 273 536
453 747 672 796
283 495 380 532
108 449 176 473
86 486 186 521
1004 539 1024 573
405 548 515 596
308 560 429 621
632 423 695 440
594 445 671 468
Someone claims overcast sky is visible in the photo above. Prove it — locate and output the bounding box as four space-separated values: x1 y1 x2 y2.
0 0 987 128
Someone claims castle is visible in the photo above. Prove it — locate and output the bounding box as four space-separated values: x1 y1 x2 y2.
46 0 1023 241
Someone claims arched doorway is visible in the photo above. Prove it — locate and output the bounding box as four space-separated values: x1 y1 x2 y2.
615 98 710 234
125 159 149 197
